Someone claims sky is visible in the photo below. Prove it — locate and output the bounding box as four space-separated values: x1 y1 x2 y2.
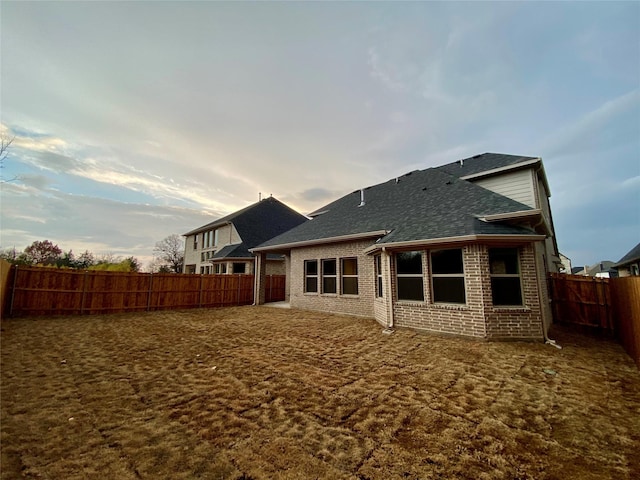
1 1 638 270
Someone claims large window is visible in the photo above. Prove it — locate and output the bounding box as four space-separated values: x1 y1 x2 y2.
322 259 337 294
341 258 358 295
431 249 466 304
396 251 424 301
232 262 246 274
375 255 383 298
304 260 318 293
489 248 523 306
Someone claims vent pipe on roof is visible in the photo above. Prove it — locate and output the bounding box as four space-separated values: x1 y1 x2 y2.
358 188 365 207
259 192 262 201
460 159 464 166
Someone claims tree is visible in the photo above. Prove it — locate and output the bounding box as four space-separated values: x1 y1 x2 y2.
23 240 62 265
153 234 184 273
0 131 17 183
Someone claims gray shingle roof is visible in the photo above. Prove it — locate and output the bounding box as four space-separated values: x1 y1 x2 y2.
614 242 640 267
437 152 538 178
185 197 307 259
257 167 536 250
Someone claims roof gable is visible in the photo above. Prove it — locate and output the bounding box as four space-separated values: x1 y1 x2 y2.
184 197 307 251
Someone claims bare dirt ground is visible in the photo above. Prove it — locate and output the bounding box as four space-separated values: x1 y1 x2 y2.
1 306 639 480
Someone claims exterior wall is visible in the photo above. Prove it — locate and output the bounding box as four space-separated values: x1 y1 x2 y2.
265 259 285 275
485 243 544 340
472 168 536 207
287 240 544 340
392 243 543 341
183 223 243 274
289 240 376 317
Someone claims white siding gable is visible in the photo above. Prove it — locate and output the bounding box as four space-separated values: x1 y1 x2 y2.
471 168 536 207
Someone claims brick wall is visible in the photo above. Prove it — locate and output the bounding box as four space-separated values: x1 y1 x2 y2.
288 240 545 341
290 240 376 317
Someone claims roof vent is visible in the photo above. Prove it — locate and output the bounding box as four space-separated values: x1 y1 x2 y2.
358 188 365 207
459 159 464 167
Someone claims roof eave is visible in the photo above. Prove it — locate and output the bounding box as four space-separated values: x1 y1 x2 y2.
460 158 541 181
250 230 390 253
363 234 547 254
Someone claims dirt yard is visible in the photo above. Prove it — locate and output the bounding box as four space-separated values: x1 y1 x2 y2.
1 307 639 480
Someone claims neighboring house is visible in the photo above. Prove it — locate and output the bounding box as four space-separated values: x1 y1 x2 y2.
252 153 561 341
572 261 618 278
182 196 307 275
613 242 640 277
559 253 572 274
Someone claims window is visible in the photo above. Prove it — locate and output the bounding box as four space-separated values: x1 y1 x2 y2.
375 255 383 297
193 235 198 250
304 260 318 293
489 248 523 306
431 249 466 304
233 262 246 274
322 259 337 294
341 258 358 295
214 263 227 274
396 251 424 301
214 229 220 246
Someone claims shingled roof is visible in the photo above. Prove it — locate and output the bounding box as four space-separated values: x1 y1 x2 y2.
255 167 540 251
185 197 308 257
437 152 539 178
614 242 640 267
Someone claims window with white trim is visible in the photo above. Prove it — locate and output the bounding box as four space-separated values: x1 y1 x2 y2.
322 259 337 294
396 251 424 301
431 249 466 304
304 260 318 293
341 258 358 295
489 248 523 306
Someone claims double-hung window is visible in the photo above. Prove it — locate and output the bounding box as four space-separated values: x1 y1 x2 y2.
396 251 424 301
489 248 523 306
304 260 318 293
322 259 337 294
431 249 466 304
374 255 383 298
341 258 358 295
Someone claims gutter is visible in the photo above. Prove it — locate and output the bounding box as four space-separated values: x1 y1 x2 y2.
363 233 546 255
250 230 389 253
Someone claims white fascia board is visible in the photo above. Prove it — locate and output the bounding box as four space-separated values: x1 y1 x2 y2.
460 158 541 181
363 234 546 255
480 209 542 222
250 230 389 253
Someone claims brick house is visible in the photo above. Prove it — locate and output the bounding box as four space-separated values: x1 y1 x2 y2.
182 196 307 275
252 153 560 341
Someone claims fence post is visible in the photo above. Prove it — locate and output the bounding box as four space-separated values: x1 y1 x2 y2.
80 270 88 315
147 273 153 311
237 274 241 305
9 265 18 317
199 274 203 308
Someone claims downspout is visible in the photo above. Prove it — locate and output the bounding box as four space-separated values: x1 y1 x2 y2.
252 255 258 306
383 246 395 332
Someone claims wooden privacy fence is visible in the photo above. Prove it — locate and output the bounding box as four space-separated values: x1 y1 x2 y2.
3 266 286 317
549 273 640 369
548 273 612 330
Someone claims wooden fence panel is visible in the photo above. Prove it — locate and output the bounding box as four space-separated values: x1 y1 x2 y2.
265 275 286 303
549 273 612 330
5 266 256 317
610 277 640 369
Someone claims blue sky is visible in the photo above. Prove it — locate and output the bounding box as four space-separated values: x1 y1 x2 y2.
1 1 638 269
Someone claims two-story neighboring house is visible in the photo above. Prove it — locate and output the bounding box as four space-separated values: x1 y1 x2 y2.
183 196 307 275
252 153 561 342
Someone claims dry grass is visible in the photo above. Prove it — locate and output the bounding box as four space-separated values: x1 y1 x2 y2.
1 306 639 480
